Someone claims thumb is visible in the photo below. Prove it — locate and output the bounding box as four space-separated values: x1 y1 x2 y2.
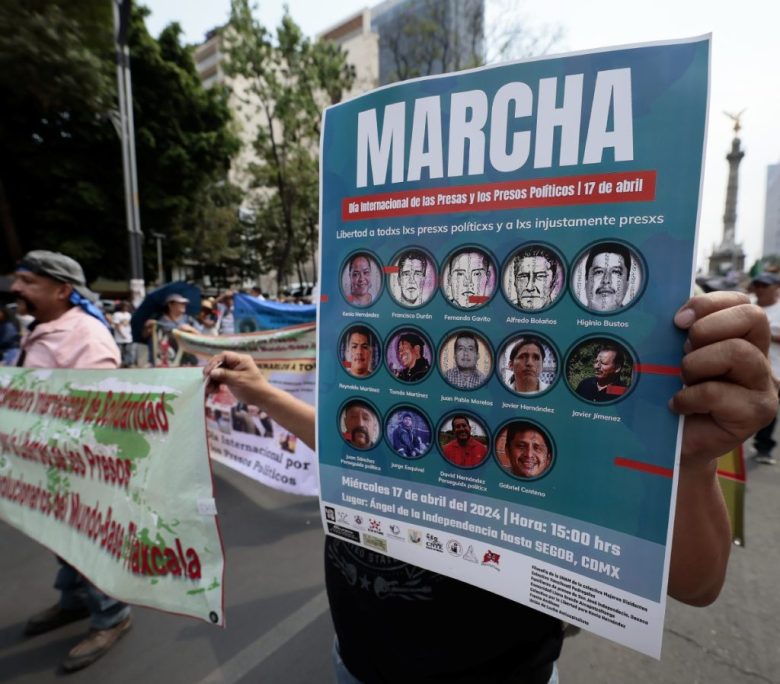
214 367 257 390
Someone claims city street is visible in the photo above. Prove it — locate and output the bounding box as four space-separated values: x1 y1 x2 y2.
1 452 778 683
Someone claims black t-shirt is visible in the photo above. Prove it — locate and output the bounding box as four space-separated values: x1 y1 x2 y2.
325 537 563 683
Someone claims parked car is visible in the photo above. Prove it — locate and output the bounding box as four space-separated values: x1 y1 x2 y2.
281 282 314 297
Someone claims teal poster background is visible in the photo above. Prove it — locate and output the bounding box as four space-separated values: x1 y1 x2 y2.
318 38 708 604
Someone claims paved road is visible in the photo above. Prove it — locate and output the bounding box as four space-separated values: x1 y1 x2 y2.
0 461 333 683
2 452 778 683
558 453 779 684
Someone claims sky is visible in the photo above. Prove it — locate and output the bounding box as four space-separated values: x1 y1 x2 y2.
143 0 780 271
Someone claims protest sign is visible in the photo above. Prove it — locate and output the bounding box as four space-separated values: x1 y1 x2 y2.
317 36 710 656
0 367 225 625
233 293 315 332
717 447 746 546
177 326 319 496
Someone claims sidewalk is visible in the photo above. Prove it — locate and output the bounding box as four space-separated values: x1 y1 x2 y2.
558 450 779 684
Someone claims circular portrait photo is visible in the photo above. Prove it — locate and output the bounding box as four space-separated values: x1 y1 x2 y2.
570 241 645 314
495 420 555 480
340 252 383 307
387 248 437 308
438 329 493 391
385 328 434 383
565 337 636 403
497 333 558 396
441 247 497 309
339 399 381 449
502 244 565 312
339 325 381 379
437 412 490 469
385 407 433 459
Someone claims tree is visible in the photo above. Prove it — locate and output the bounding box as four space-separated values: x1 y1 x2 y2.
224 0 355 290
377 0 485 83
0 0 114 267
0 2 239 284
483 0 563 64
128 15 240 281
377 0 562 85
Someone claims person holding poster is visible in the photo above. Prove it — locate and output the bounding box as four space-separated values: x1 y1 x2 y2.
10 250 132 672
206 292 778 683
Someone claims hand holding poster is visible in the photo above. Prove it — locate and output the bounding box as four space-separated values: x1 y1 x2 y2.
176 325 319 496
0 367 224 625
318 37 712 657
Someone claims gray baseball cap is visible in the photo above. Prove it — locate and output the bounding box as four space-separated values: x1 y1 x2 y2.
16 250 98 301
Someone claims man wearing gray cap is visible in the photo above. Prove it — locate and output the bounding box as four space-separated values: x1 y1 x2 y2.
12 250 132 671
751 272 780 464
142 292 199 366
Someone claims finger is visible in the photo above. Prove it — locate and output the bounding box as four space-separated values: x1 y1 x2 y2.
673 291 750 329
670 380 777 431
679 414 738 463
680 338 774 389
684 303 770 355
209 351 246 372
203 352 228 378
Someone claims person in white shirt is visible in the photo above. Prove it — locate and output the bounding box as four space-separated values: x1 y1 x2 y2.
111 300 135 367
751 272 780 464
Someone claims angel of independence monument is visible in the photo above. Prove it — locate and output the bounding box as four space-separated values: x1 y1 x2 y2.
708 113 747 275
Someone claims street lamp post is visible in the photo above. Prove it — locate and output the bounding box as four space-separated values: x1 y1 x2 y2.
151 232 165 285
112 0 145 306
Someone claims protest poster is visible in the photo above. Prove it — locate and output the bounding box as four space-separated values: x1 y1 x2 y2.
317 36 710 656
0 367 225 626
176 325 319 496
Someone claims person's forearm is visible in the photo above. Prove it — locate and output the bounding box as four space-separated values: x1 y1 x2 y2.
252 383 316 450
668 458 731 606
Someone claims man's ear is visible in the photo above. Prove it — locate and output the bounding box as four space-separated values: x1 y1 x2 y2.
57 283 74 303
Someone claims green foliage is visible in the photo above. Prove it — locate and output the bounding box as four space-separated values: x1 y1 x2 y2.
378 0 562 84
224 0 355 288
0 2 239 284
0 0 114 112
379 0 484 83
754 255 780 276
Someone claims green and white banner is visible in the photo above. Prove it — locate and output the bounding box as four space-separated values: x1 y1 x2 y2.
0 367 225 626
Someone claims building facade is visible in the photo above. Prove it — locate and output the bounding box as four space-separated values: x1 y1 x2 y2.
191 1 485 292
762 163 780 257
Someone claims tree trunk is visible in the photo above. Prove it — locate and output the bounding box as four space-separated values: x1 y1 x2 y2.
0 175 22 264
